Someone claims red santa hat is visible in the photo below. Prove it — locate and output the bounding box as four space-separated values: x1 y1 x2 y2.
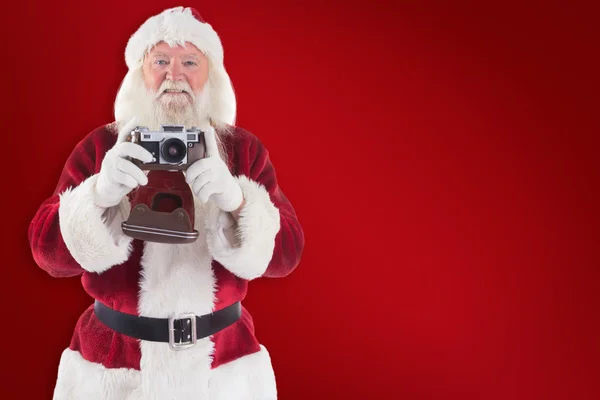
119 6 236 126
124 6 224 69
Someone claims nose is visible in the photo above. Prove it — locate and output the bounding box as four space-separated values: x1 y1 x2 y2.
166 61 184 81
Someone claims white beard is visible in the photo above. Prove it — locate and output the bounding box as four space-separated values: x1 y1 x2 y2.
114 68 212 132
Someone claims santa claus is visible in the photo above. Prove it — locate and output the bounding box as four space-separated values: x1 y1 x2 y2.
28 6 304 400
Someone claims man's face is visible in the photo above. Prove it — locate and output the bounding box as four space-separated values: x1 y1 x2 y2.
141 41 209 111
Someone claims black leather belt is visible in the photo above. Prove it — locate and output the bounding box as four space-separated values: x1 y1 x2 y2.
94 300 241 350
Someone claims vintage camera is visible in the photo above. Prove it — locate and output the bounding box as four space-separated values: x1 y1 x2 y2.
128 125 206 170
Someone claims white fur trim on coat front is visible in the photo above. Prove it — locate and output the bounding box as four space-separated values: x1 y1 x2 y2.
52 346 277 400
58 174 133 274
209 345 278 400
132 196 216 399
205 175 281 280
52 348 140 400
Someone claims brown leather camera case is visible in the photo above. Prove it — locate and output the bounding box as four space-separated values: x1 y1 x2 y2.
122 170 199 244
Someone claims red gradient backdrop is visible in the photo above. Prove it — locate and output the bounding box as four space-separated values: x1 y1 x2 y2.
2 0 599 399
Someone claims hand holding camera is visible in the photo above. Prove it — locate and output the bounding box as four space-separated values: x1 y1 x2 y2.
185 126 244 212
126 121 243 212
117 122 240 244
94 119 153 208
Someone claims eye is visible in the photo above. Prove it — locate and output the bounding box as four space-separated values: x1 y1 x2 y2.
184 61 197 66
154 60 168 65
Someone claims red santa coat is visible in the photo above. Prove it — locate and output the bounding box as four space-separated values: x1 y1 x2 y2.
28 122 304 399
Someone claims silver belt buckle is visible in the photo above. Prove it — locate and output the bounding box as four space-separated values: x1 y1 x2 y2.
168 313 197 350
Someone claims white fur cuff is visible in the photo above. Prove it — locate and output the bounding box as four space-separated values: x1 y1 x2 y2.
205 176 280 280
58 175 133 273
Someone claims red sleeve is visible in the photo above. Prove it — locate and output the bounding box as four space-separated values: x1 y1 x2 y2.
247 138 305 278
28 127 134 278
205 130 305 280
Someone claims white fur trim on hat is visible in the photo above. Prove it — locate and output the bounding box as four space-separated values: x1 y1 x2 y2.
124 6 224 69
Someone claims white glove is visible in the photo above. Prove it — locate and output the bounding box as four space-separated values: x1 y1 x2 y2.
185 126 243 212
93 119 153 208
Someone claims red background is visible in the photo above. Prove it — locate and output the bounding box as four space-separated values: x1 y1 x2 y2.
2 0 599 399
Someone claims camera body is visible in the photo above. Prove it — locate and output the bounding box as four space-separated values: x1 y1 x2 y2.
128 125 206 170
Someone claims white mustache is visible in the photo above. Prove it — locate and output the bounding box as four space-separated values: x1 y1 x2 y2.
155 81 195 99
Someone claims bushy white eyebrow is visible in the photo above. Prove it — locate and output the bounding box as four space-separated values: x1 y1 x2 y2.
150 52 199 60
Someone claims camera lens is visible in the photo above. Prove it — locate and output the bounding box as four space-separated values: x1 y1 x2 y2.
161 138 187 163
